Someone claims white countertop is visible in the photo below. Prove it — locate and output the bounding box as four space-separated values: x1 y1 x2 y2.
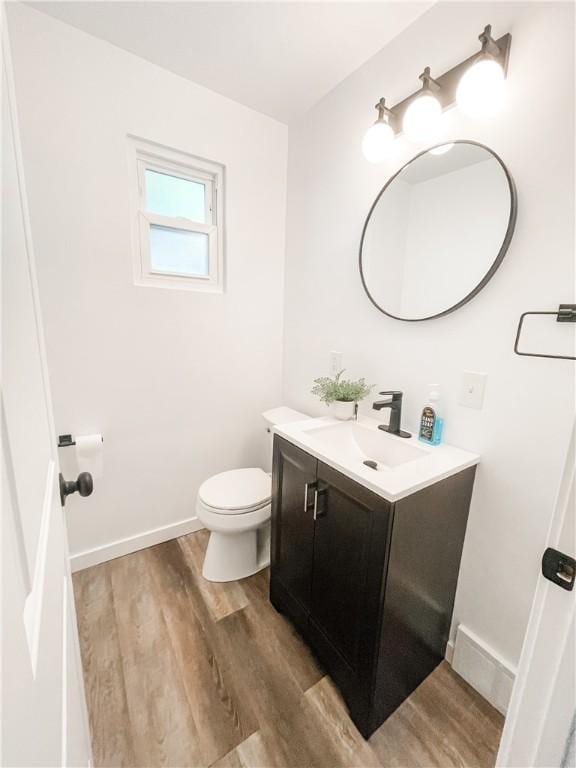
274 415 480 503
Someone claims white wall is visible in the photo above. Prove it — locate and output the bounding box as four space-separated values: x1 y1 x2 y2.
7 3 288 564
284 0 574 670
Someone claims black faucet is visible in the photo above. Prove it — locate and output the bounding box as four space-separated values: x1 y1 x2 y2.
372 391 411 438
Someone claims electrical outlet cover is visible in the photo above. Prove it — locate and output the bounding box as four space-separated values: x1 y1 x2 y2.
330 351 343 375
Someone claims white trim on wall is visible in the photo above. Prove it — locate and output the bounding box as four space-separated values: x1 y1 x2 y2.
70 517 204 572
450 624 517 715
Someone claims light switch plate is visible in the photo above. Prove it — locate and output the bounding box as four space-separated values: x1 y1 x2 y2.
460 371 487 410
330 351 343 376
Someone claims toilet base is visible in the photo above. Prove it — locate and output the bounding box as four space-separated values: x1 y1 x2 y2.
202 523 270 583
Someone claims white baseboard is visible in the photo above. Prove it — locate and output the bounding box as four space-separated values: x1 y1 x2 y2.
70 516 204 572
450 624 517 715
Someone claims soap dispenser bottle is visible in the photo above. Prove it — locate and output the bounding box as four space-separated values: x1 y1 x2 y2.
418 385 444 446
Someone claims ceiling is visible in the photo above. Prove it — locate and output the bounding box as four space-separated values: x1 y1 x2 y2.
28 1 432 123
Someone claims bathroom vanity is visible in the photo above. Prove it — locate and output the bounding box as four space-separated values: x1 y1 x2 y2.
270 417 479 738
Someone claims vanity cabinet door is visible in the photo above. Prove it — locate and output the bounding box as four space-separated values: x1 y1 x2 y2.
270 436 318 632
308 461 393 706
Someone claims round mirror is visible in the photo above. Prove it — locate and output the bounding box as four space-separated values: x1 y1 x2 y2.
359 141 517 321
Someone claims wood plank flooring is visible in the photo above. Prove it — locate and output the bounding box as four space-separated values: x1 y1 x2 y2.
73 530 503 768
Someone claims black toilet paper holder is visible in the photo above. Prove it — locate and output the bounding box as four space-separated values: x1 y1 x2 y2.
57 434 104 448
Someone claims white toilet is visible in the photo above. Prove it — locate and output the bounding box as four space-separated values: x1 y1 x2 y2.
197 407 306 582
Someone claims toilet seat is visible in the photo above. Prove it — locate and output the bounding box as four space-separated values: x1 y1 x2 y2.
198 468 271 515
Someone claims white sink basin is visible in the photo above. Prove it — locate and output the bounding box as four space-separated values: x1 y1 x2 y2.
303 421 427 469
274 416 480 502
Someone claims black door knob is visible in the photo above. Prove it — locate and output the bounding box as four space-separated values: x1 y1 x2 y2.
59 472 93 506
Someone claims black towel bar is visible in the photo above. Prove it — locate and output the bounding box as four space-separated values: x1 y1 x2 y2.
514 304 576 360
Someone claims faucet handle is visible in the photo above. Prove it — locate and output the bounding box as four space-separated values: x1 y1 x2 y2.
378 390 403 400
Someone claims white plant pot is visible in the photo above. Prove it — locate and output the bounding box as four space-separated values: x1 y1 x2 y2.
333 400 357 421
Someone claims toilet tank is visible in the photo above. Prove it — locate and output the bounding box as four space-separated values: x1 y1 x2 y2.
261 407 308 472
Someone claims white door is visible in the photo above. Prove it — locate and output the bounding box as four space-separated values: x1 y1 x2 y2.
497 422 575 767
1 19 92 768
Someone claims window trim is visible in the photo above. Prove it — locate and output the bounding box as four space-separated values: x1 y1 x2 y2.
128 136 224 292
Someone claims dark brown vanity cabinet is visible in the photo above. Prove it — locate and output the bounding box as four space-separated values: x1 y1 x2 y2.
270 435 476 738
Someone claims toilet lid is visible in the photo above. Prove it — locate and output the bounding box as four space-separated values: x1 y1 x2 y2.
198 468 272 514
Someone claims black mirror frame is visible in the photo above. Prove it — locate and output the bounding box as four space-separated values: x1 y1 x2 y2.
358 140 518 322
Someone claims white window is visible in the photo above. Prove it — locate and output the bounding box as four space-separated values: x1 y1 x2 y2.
128 136 224 291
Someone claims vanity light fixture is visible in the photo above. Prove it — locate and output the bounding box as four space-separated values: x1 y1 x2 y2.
456 25 506 117
361 24 511 158
402 67 442 143
362 97 395 163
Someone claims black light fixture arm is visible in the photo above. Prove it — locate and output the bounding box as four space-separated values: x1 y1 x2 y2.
374 97 394 123
479 24 502 58
418 66 441 93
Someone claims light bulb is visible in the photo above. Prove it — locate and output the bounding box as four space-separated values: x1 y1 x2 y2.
456 58 505 118
429 143 455 156
402 94 442 143
362 120 395 163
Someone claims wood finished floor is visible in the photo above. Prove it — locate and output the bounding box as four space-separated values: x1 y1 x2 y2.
73 530 503 768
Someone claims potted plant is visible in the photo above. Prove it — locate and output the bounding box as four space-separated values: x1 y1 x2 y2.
311 369 373 421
